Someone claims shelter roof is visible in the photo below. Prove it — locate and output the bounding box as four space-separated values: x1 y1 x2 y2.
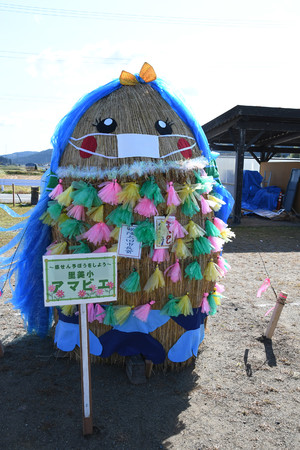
202 105 300 162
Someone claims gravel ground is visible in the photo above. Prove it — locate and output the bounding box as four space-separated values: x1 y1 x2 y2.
0 219 299 449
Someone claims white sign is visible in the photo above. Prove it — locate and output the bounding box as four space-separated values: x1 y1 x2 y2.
43 253 117 307
117 225 142 259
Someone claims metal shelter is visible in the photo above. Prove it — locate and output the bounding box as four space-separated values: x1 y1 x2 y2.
202 105 300 223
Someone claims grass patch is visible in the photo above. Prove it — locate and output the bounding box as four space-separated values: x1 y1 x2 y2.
0 204 33 248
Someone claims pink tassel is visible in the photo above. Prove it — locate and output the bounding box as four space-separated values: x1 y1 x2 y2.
152 248 170 263
164 259 182 283
168 218 188 239
134 198 158 217
95 304 106 323
133 300 155 322
93 245 107 253
45 241 57 255
98 179 122 205
201 292 210 314
215 283 225 293
67 204 86 221
49 179 63 199
208 236 224 252
213 217 227 232
257 278 271 298
166 181 181 206
200 195 212 214
200 169 208 177
87 303 96 323
217 256 228 276
82 222 111 245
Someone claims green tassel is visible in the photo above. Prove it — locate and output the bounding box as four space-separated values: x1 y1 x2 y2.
140 177 164 205
71 182 101 209
47 201 63 221
120 269 141 293
46 171 59 190
160 295 181 317
185 261 203 280
205 219 221 237
181 197 200 217
208 293 217 316
192 237 213 256
134 220 156 247
69 241 91 254
39 210 53 226
194 171 214 194
106 205 133 227
59 219 88 239
205 165 220 179
103 304 117 326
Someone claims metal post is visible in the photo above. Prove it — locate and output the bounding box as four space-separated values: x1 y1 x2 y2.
233 129 246 224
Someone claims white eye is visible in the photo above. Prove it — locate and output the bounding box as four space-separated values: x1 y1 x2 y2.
158 120 167 128
104 118 113 126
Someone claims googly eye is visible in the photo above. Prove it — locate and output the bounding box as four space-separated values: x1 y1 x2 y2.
93 117 117 133
155 119 173 135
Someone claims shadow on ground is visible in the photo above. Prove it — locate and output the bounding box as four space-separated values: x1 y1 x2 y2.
0 334 198 449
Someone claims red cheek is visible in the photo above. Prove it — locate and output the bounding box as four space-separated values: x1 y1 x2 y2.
177 138 192 159
80 136 97 159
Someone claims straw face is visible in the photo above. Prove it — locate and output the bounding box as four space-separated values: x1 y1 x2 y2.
59 84 201 169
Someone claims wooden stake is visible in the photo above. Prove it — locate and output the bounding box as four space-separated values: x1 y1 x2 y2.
265 291 288 339
12 183 15 207
79 304 93 435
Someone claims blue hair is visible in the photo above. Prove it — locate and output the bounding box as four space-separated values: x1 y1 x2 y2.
5 74 216 336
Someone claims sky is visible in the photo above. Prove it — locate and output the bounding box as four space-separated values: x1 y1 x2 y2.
1 0 300 156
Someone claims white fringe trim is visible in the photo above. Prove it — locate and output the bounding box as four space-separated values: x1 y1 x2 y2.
56 157 208 180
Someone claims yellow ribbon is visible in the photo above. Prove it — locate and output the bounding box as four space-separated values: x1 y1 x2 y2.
119 62 157 86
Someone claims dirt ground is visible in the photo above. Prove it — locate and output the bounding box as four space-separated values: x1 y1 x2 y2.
0 217 299 450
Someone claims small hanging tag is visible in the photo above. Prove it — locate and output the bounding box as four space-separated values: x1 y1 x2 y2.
154 216 174 249
117 225 142 259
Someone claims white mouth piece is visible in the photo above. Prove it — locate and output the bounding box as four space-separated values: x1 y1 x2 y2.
68 132 196 159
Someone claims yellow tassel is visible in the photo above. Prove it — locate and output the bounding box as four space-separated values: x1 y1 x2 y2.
49 241 67 255
204 260 222 282
86 205 104 222
117 182 141 208
171 238 192 259
220 227 235 243
108 243 118 253
166 204 177 215
207 195 226 212
61 305 76 316
110 226 120 241
177 293 193 316
56 185 73 207
184 220 205 240
114 305 134 325
144 266 165 292
57 213 69 225
212 289 222 306
177 183 197 203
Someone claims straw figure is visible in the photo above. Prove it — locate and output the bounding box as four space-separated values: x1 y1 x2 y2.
2 63 234 370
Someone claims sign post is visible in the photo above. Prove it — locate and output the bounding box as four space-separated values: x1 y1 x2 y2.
43 252 117 435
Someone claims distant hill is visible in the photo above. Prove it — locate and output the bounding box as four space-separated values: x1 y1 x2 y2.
1 149 53 165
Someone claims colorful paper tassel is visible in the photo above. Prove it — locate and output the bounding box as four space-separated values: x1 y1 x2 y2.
134 198 158 217
133 300 155 322
114 305 134 325
160 295 181 317
205 220 221 237
144 266 165 292
71 181 101 209
140 176 164 205
177 293 193 316
81 222 111 245
164 259 182 283
152 248 170 263
98 179 122 205
117 182 140 208
67 204 86 221
106 205 133 227
168 218 188 239
69 241 91 254
47 201 63 221
45 241 67 255
59 219 88 240
201 293 210 314
208 236 224 253
192 236 213 256
185 220 205 240
56 185 74 207
204 260 222 282
184 261 203 280
171 238 192 259
166 181 181 212
134 220 156 247
95 304 106 323
86 205 104 223
103 304 117 326
120 269 141 293
49 179 63 199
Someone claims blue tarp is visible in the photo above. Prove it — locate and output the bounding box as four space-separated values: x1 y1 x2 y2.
242 170 280 211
